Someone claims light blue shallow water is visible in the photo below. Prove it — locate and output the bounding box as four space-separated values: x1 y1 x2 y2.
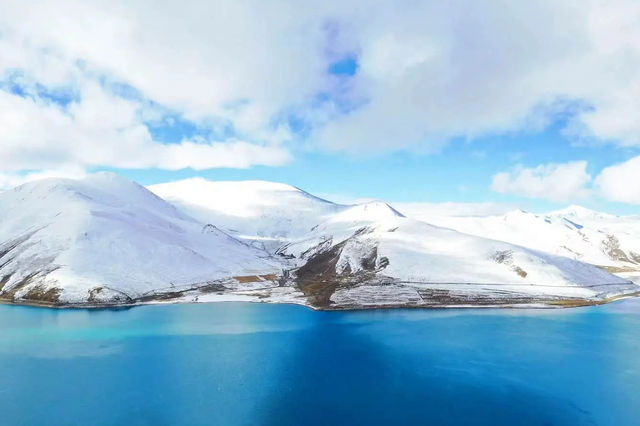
1 300 640 426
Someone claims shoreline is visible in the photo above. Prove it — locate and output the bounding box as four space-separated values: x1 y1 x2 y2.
2 290 639 312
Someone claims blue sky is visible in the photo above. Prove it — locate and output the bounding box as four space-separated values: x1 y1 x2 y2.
104 70 640 214
1 1 640 215
105 123 640 215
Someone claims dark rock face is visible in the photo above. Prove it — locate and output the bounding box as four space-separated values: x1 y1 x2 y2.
491 250 528 279
0 271 58 304
0 229 62 305
294 240 347 307
292 231 390 308
601 235 637 264
22 286 61 304
87 287 134 305
492 250 513 264
201 224 218 234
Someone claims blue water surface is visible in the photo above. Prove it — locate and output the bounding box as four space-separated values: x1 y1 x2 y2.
1 299 640 426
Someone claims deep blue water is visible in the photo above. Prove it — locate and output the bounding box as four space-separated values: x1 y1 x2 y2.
1 300 640 426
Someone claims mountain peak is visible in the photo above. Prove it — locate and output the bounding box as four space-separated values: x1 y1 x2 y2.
149 178 337 210
356 201 405 218
329 201 405 224
502 209 534 220
2 172 184 223
550 205 613 219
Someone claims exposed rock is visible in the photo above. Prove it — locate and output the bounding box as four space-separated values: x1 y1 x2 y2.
492 250 527 278
22 285 61 304
601 235 633 263
88 287 134 305
492 250 513 264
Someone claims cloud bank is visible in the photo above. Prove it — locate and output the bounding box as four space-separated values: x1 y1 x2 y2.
491 162 592 202
595 156 640 204
491 156 640 205
1 0 640 193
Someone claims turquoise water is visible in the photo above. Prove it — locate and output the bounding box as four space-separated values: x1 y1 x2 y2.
1 300 640 425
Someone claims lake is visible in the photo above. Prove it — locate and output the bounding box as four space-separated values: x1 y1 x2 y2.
1 299 640 425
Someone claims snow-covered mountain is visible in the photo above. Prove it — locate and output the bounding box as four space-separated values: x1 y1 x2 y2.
149 178 344 252
0 174 636 309
412 205 640 282
0 173 280 305
148 179 638 309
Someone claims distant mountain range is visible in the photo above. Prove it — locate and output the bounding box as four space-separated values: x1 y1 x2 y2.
0 173 637 309
414 205 640 282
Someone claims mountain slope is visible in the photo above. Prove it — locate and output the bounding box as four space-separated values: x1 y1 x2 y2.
149 179 344 251
0 175 636 309
0 173 280 305
417 207 640 279
281 208 634 308
149 178 638 309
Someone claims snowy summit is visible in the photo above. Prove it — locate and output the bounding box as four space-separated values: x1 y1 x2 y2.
0 173 637 309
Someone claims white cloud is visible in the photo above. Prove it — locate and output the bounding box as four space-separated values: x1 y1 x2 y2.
0 1 301 177
1 0 640 176
491 161 592 202
150 140 290 170
315 0 640 152
0 0 330 135
0 83 289 174
595 156 640 204
490 156 640 205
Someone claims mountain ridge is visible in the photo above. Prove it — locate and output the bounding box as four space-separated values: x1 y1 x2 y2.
415 204 640 283
0 174 637 309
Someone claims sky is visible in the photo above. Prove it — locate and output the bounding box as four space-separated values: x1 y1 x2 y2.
1 0 640 215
